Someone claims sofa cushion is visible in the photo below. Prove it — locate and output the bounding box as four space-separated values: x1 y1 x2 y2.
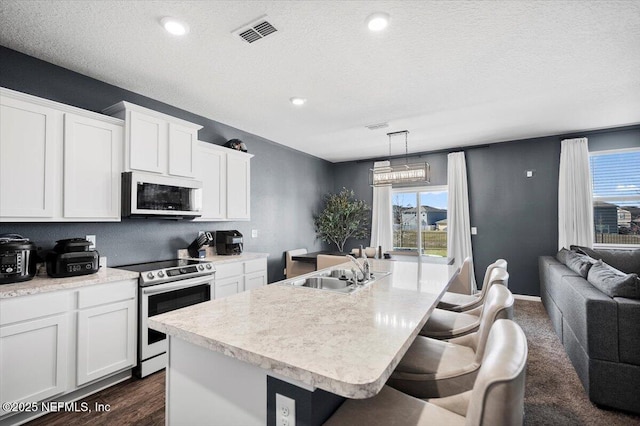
587 260 640 299
546 263 580 306
571 245 640 275
556 248 571 264
615 297 640 365
564 250 594 278
561 276 618 362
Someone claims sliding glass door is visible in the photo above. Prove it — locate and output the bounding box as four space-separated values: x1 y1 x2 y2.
392 186 448 257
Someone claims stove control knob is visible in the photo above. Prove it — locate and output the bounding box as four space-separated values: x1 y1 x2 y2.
147 272 155 280
157 271 165 278
206 264 212 270
198 265 204 271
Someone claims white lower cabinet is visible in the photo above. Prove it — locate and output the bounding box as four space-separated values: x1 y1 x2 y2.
77 299 136 386
215 276 244 299
213 257 267 299
244 258 268 290
0 279 137 421
245 271 267 291
0 313 70 415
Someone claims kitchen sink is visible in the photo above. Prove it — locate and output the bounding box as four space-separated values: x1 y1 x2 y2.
298 276 353 291
283 269 391 294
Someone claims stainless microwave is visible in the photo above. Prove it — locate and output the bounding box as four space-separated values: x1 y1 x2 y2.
122 172 203 219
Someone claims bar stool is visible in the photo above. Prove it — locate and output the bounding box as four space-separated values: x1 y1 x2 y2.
437 259 508 312
323 319 527 426
420 269 509 339
386 284 514 399
446 256 474 294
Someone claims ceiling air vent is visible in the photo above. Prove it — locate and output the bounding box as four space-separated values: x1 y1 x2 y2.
233 15 278 44
366 122 389 130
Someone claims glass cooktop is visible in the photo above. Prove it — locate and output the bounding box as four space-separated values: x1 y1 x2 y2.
118 259 208 273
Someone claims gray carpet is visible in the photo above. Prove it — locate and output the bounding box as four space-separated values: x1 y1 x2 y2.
514 299 640 426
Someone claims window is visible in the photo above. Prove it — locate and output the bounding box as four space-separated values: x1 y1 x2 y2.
392 186 448 256
589 148 640 247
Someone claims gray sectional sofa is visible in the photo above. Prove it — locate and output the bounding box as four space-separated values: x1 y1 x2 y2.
539 247 640 414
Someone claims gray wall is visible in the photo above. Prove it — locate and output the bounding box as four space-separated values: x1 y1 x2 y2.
0 46 333 283
334 127 640 296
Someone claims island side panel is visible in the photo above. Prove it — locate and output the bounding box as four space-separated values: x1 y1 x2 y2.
267 376 345 426
166 336 267 425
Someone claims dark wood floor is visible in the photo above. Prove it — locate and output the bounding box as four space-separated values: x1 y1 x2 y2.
27 372 165 426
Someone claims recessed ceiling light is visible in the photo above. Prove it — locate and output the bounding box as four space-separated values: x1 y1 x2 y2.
290 97 307 106
366 12 390 32
161 17 189 36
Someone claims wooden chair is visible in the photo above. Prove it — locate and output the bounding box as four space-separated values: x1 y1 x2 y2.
285 249 315 278
317 254 349 270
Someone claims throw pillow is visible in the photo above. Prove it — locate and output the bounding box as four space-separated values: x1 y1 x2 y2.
556 248 571 264
570 245 640 275
564 250 595 278
587 260 640 299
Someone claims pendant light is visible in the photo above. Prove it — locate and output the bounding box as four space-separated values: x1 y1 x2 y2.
369 130 430 187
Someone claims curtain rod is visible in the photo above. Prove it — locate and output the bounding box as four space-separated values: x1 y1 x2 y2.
355 143 491 164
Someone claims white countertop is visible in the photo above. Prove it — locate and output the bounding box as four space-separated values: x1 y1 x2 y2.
149 259 457 398
0 267 139 299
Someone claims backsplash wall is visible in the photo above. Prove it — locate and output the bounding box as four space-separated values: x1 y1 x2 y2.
0 46 333 283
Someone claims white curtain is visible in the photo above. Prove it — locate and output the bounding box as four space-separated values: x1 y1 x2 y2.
447 152 477 292
370 161 393 254
558 138 594 250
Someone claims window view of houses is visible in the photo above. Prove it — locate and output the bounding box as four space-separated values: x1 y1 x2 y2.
590 150 640 245
392 189 448 256
593 202 640 244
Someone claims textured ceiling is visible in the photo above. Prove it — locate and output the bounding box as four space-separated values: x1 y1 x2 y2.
1 1 639 162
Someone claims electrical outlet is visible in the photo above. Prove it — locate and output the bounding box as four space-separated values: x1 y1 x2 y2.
471 227 478 235
86 235 96 249
252 229 258 238
276 394 295 426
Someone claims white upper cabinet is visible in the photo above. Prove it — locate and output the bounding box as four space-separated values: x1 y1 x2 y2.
0 95 61 218
0 88 124 222
129 110 166 174
196 142 253 221
63 113 123 219
227 150 252 220
197 142 227 220
103 102 201 178
168 122 197 177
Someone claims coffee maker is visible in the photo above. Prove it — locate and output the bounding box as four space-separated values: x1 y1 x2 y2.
215 230 243 255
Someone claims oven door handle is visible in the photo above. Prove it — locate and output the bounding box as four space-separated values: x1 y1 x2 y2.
142 274 214 295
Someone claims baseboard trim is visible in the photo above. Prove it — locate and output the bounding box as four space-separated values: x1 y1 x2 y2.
513 294 542 302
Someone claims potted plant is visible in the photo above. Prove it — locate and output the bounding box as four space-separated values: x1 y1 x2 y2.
314 188 371 252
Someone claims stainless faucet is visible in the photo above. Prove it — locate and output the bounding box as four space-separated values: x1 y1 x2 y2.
346 253 371 283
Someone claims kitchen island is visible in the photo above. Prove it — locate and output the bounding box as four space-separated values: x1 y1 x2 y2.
149 258 457 425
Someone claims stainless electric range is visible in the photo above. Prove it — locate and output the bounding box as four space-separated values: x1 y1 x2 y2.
118 259 215 378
